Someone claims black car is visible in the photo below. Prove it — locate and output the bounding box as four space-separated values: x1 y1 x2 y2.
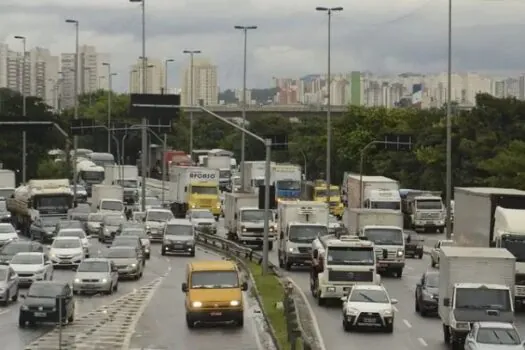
54 220 84 237
30 217 61 243
110 236 145 264
0 200 11 223
0 241 44 265
415 270 439 316
18 281 75 327
404 232 424 259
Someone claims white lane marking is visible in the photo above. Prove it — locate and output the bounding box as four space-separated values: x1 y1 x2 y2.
405 266 414 270
392 305 398 312
0 309 11 316
244 291 266 350
403 319 412 328
418 338 428 347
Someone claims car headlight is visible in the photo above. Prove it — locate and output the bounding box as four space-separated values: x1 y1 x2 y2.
423 290 434 299
397 249 404 257
192 301 202 308
102 278 107 283
345 307 359 316
288 247 299 253
230 300 240 306
191 204 196 209
21 305 29 311
50 253 56 258
216 203 221 208
130 263 137 268
383 309 393 316
269 227 274 232
146 226 150 230
74 278 80 283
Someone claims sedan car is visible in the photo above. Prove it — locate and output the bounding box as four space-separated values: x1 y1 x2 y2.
111 236 145 263
187 209 217 234
404 232 424 259
0 241 44 265
53 220 83 237
30 217 60 243
10 252 53 287
415 270 439 316
106 247 144 280
116 222 144 236
144 208 174 242
98 214 126 243
341 284 397 333
71 185 88 203
430 239 454 268
0 265 19 305
56 228 90 257
86 213 104 236
0 223 19 247
73 258 118 295
49 237 84 268
464 322 524 350
120 228 150 259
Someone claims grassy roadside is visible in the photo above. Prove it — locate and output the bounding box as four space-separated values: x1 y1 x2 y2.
247 261 289 349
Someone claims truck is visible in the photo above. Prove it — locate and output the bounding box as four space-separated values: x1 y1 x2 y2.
344 208 405 277
345 174 400 209
0 169 16 199
310 234 379 305
205 150 232 191
453 186 525 305
75 160 104 196
223 192 277 249
301 180 344 219
273 163 302 201
400 189 445 232
277 201 329 270
439 246 515 349
169 166 221 219
90 185 124 214
242 161 275 189
7 179 74 235
104 165 139 204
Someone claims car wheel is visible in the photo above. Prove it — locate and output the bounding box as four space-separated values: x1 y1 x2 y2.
1 291 9 306
12 288 18 302
113 282 118 292
107 284 113 295
18 316 25 328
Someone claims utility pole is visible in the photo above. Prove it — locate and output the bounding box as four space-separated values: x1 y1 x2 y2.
14 35 27 184
183 50 201 158
66 18 79 202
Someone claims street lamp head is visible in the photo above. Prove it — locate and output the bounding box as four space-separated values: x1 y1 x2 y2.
14 35 25 40
65 19 78 24
316 6 328 11
332 6 343 11
235 25 257 30
102 62 110 66
166 59 174 63
111 73 118 76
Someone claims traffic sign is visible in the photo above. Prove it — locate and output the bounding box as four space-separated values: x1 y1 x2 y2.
383 134 412 151
129 94 180 120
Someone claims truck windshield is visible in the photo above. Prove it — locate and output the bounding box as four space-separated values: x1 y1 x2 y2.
191 185 218 195
80 171 104 182
100 201 124 212
416 199 442 210
364 228 404 245
455 288 511 311
370 200 401 210
288 225 327 243
241 210 264 221
502 236 525 262
33 195 71 214
327 247 375 265
316 190 340 197
0 189 14 199
276 180 300 190
219 170 231 178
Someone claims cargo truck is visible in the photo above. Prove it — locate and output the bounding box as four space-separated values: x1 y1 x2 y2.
169 166 221 219
454 186 525 306
0 169 16 199
90 185 124 214
273 163 302 201
345 174 400 209
75 160 104 196
242 161 275 190
277 201 329 270
205 150 232 191
439 246 515 349
223 192 276 249
400 189 445 232
104 165 139 204
301 180 344 219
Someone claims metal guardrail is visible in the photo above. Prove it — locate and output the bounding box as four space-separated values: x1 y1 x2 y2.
195 231 314 350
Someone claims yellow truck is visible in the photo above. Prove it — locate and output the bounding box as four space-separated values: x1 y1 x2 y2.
169 166 221 220
301 180 344 218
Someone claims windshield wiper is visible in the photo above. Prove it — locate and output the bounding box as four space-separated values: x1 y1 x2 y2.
359 292 377 303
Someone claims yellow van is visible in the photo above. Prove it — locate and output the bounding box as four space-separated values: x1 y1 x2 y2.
181 260 248 328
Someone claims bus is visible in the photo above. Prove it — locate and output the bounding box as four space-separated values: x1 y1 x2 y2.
89 152 115 167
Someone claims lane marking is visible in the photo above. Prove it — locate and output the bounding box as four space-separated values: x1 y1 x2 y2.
0 309 11 316
418 338 428 347
403 319 412 328
392 305 398 312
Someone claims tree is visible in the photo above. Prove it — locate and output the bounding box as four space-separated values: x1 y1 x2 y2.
36 159 69 179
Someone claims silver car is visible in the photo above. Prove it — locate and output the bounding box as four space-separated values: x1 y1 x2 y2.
0 265 19 305
86 213 104 236
10 252 53 287
465 321 524 350
73 258 119 295
187 209 217 234
120 229 151 259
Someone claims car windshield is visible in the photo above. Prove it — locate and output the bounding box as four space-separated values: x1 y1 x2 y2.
426 273 439 287
146 211 173 222
363 228 404 245
58 230 85 238
58 221 82 230
52 239 81 249
145 198 161 206
288 225 327 243
1 243 32 254
191 211 214 219
122 229 147 238
316 189 340 197
88 214 104 222
0 270 6 280
0 225 15 233
28 283 64 298
104 216 124 226
476 327 520 345
77 261 109 272
240 210 264 221
100 200 124 212
190 270 239 289
71 185 86 192
349 289 389 303
11 254 42 265
165 224 193 236
107 249 135 258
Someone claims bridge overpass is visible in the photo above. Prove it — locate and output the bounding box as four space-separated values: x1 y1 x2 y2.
184 105 347 118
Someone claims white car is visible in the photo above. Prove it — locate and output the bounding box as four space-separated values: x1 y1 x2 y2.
49 237 85 268
86 213 104 236
341 284 397 333
145 209 174 242
187 209 217 234
0 223 19 247
57 228 91 257
9 252 53 286
465 321 524 350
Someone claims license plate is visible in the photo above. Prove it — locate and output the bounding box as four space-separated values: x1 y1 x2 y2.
84 284 96 289
426 221 433 224
34 312 46 317
378 263 388 267
210 312 222 316
59 260 71 264
363 317 375 323
173 245 183 249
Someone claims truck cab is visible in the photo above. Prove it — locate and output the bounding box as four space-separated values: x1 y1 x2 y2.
236 207 276 250
364 189 401 211
360 225 405 277
97 199 125 215
302 180 344 219
273 164 301 201
401 190 445 232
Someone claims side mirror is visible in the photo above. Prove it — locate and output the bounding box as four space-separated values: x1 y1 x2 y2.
143 218 146 222
313 250 319 259
416 283 421 287
489 241 496 247
443 297 450 307
96 206 100 209
45 261 51 265
279 232 284 240
106 244 112 248
181 282 188 293
406 235 411 243
359 236 367 240
10 274 17 280
241 281 248 291
20 294 26 299
391 299 398 305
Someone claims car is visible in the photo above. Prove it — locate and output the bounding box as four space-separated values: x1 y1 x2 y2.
132 211 145 223
0 265 19 305
110 236 145 263
53 220 83 237
73 258 119 295
116 222 144 236
404 232 424 259
144 208 174 242
10 252 53 287
0 241 44 265
187 209 217 234
18 281 75 327
98 214 126 243
0 223 19 247
106 247 144 280
120 228 151 259
182 260 248 328
144 196 162 210
162 219 195 256
341 284 397 333
49 237 85 268
430 239 454 267
414 270 439 316
56 228 90 257
86 212 104 236
30 216 60 243
464 321 524 350
0 200 11 223
71 185 88 202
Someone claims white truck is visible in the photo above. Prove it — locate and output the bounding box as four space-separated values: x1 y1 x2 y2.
242 161 275 189
90 184 124 214
310 234 379 305
205 153 231 191
0 169 16 199
439 246 515 348
454 187 525 306
104 165 139 204
223 192 276 249
345 174 400 209
344 208 405 277
277 201 329 270
401 190 445 232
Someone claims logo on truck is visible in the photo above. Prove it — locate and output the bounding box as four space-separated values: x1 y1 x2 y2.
189 172 216 180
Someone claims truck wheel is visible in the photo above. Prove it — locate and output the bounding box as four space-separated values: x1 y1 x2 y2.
268 242 273 251
285 260 292 271
396 269 403 278
278 252 284 268
431 259 436 268
443 324 450 344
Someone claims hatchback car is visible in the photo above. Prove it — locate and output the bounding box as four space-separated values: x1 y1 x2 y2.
0 241 43 265
187 209 217 234
49 237 84 268
98 215 126 243
0 223 18 247
415 270 439 316
53 220 83 237
86 213 104 236
111 236 145 263
10 252 53 287
0 265 19 305
30 216 60 243
57 228 90 257
73 258 119 295
464 322 524 350
120 228 150 259
106 247 144 280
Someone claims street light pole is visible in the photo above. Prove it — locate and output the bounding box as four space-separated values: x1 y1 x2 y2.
14 35 27 184
316 6 342 223
66 19 79 203
164 58 174 94
445 0 453 239
183 50 201 159
84 67 94 106
102 63 115 153
234 25 257 191
129 70 137 92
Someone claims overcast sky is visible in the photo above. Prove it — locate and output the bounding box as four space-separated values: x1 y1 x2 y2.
1 0 524 92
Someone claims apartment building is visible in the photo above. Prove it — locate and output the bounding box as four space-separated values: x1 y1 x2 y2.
181 58 218 106
129 57 165 94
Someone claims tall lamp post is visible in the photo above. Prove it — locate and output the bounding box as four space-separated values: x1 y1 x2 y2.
162 58 174 199
66 18 79 203
14 35 27 184
445 0 453 239
183 50 201 158
102 62 116 153
234 25 257 191
84 67 94 106
164 58 174 94
315 6 342 218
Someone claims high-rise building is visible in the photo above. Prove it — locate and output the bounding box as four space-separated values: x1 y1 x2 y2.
181 58 218 106
0 43 7 88
129 58 165 94
28 48 59 108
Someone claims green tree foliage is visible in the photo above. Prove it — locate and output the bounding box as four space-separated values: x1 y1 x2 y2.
36 159 69 179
